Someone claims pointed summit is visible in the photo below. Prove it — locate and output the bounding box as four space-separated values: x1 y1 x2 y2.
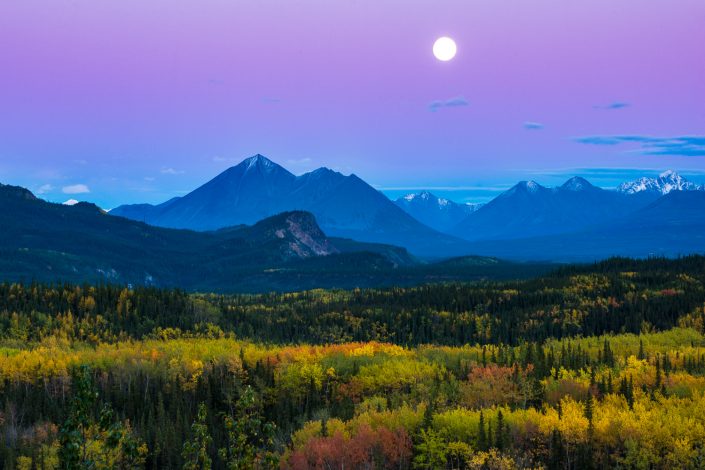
561 176 596 192
502 180 546 197
238 154 283 174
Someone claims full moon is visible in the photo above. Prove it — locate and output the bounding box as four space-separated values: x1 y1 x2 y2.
433 37 457 61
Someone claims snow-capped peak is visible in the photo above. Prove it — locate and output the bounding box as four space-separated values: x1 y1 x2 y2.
561 176 594 192
242 154 278 172
517 180 544 193
398 191 453 208
618 170 702 195
402 191 434 202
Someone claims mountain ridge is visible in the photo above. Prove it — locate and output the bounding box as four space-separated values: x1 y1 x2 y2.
111 155 474 258
460 190 705 261
394 191 482 232
0 181 546 291
617 169 703 195
0 183 430 290
450 177 658 241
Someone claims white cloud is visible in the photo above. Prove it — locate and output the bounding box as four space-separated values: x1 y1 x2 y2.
429 96 469 112
213 156 240 164
523 121 544 130
63 199 80 206
286 158 312 166
62 184 90 194
161 167 185 175
36 184 54 194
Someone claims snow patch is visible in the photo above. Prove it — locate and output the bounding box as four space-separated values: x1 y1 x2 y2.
618 170 703 195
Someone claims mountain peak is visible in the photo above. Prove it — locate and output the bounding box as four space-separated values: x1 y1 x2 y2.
561 176 595 192
398 191 455 208
242 154 277 171
515 180 545 193
214 154 294 184
308 167 338 177
618 170 702 195
402 191 434 202
247 210 339 259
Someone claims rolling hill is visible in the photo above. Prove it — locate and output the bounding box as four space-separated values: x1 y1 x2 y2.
1 182 542 291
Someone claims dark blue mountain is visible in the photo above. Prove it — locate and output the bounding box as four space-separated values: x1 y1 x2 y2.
461 190 705 261
451 177 658 241
1 182 544 291
111 155 473 257
394 191 481 232
0 182 431 290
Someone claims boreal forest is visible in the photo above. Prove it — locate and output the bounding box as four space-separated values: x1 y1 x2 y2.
2 256 705 469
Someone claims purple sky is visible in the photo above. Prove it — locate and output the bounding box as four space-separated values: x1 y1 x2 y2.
1 0 704 208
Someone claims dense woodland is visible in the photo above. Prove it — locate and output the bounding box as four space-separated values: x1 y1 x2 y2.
2 256 705 469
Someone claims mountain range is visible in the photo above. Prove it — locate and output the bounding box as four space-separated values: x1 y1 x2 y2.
109 157 704 260
1 155 703 291
2 181 547 291
0 182 411 289
449 177 659 240
111 155 472 258
394 191 482 232
617 170 704 195
461 190 705 261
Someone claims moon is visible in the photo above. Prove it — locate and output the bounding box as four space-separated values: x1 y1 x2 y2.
433 37 457 61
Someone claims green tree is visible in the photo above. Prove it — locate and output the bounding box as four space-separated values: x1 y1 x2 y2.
413 428 446 470
182 403 213 470
59 365 98 469
218 386 277 469
478 410 487 451
58 365 146 470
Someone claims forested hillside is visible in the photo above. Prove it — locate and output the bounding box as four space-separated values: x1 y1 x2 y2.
2 256 705 468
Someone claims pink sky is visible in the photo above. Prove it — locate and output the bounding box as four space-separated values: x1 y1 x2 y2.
1 0 704 206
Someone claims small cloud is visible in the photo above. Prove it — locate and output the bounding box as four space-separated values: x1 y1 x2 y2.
63 199 80 206
213 156 243 164
574 136 622 146
574 135 705 156
36 184 54 194
73 159 88 165
62 184 90 194
286 157 314 175
144 177 156 182
594 101 630 110
429 96 469 112
523 121 544 130
261 97 282 104
161 167 185 175
286 158 312 166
